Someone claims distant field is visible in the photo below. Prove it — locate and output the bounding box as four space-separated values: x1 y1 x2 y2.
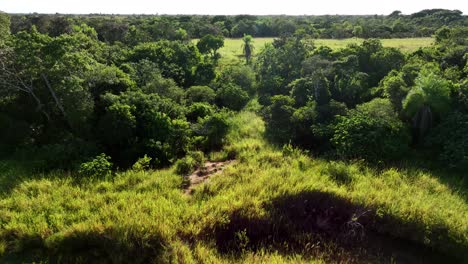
195 37 434 65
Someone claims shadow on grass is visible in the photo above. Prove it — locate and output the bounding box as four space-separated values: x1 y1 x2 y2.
202 190 463 263
0 160 39 195
0 227 167 264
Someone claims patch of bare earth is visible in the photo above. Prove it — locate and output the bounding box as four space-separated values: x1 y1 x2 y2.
184 160 235 195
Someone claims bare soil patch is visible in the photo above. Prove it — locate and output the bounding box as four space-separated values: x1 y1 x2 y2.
184 160 235 195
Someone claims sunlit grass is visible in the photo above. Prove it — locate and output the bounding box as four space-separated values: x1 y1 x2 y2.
0 109 466 263
200 37 434 66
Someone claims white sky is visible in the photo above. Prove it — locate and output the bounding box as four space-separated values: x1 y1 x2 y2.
1 0 467 15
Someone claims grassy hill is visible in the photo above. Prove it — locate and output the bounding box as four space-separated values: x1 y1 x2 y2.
0 109 466 263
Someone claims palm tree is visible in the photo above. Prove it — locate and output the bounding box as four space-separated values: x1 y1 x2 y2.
403 70 452 143
241 34 254 65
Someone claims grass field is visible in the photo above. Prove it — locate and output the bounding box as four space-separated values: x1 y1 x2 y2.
197 37 434 66
0 107 466 263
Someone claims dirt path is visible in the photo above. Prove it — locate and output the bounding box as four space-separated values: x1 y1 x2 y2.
184 160 234 195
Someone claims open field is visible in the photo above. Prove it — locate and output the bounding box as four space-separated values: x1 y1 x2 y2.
202 37 434 65
1 110 466 263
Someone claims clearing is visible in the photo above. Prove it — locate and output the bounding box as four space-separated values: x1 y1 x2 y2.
199 37 434 65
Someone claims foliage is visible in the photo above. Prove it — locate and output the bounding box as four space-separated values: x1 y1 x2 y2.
333 99 410 161
427 112 468 170
174 151 205 175
215 84 250 111
403 69 453 142
380 72 409 111
197 34 224 60
78 153 113 178
0 12 10 46
185 85 216 104
127 40 202 87
263 95 296 144
217 65 256 95
194 111 231 151
186 102 215 122
1 10 468 263
242 34 254 64
132 155 153 171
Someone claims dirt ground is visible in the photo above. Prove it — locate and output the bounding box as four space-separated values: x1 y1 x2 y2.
184 160 235 195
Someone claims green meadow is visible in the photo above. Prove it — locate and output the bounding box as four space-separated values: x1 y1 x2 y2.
205 37 434 65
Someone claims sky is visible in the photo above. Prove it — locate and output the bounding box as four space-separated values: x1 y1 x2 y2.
1 0 467 15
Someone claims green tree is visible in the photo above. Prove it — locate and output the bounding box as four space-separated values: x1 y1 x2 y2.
194 111 230 151
215 84 249 111
0 11 10 46
428 112 468 170
333 98 410 161
0 26 101 140
352 25 363 38
241 34 254 64
197 34 224 61
217 65 256 95
128 40 201 87
403 70 453 142
185 86 216 104
381 73 409 112
264 95 296 144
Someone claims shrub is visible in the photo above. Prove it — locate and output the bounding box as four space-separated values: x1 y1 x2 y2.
132 155 152 171
175 157 196 175
194 112 231 151
217 65 256 95
427 112 468 170
79 153 113 178
174 151 205 175
263 95 295 144
215 84 250 111
332 99 410 161
189 151 206 168
21 138 99 171
185 86 216 104
186 102 214 122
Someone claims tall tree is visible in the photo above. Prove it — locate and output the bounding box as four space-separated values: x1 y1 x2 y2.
196 34 224 61
0 11 10 46
242 34 254 65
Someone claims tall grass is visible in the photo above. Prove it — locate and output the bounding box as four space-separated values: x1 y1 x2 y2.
0 110 466 263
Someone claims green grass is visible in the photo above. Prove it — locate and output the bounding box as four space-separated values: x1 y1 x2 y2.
196 37 434 66
0 109 467 263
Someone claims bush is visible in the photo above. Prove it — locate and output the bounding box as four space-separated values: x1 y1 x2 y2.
189 151 206 168
332 99 410 161
194 112 231 151
217 65 256 95
185 85 216 104
79 153 113 178
19 138 99 171
174 157 196 175
263 95 295 144
132 155 152 171
186 102 214 122
215 84 250 111
174 151 205 175
427 112 468 170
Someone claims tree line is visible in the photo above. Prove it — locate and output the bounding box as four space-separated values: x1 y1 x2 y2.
0 11 253 172
258 26 468 169
7 9 467 43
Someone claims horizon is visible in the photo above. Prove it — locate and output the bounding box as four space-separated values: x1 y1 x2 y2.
1 0 467 16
